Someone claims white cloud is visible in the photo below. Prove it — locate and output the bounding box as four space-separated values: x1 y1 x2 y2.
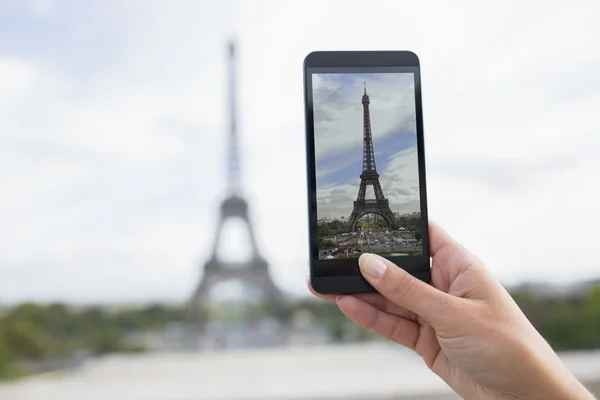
0 2 234 303
0 58 37 110
24 0 56 16
380 147 421 212
1 0 600 304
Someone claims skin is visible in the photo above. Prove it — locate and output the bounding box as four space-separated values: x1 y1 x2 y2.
309 220 595 400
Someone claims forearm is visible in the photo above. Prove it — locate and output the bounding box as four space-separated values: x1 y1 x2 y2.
481 339 597 400
539 372 596 400
483 372 595 400
521 351 596 400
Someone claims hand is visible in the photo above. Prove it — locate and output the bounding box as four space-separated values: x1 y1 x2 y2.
309 221 594 400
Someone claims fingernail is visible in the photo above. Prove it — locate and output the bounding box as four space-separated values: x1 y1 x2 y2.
335 295 343 304
359 253 387 280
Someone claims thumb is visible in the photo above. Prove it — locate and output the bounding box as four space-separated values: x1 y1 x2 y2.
358 253 459 322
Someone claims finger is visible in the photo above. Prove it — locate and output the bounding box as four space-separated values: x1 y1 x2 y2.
355 292 417 321
428 221 492 299
358 253 460 322
307 278 417 321
428 219 461 257
428 221 471 293
336 295 419 350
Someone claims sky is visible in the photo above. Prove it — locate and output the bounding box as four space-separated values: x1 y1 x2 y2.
1 0 600 304
313 72 420 219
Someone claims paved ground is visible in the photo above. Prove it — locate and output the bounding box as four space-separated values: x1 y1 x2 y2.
0 343 598 399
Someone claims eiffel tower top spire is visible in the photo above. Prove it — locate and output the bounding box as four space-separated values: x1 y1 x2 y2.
227 40 241 195
361 81 377 172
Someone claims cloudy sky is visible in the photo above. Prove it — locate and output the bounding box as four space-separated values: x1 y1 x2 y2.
313 72 420 219
1 0 599 304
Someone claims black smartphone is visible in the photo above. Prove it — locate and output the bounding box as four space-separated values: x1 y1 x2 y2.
303 50 430 294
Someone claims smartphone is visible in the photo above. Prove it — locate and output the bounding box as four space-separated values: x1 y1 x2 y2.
303 51 430 294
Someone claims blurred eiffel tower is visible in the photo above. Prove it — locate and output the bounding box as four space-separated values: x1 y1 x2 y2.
186 41 285 348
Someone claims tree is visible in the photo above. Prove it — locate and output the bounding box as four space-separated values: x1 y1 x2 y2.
0 336 14 379
1 321 50 360
3 303 47 327
580 284 600 348
317 223 331 237
89 328 125 356
539 301 583 350
318 238 336 249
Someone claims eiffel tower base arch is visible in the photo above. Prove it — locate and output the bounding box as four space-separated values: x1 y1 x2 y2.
347 202 397 232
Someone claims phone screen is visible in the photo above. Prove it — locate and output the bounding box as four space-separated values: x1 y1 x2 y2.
306 66 428 278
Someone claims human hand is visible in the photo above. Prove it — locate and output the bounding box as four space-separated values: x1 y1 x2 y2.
309 221 594 400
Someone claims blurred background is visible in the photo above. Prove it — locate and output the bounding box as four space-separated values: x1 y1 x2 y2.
1 0 600 399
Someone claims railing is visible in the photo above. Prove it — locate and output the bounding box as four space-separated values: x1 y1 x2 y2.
354 199 389 205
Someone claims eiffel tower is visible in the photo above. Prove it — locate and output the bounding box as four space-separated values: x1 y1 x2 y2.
187 41 284 343
347 82 397 231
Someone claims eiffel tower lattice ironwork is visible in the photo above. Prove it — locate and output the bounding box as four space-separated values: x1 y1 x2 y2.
347 82 397 231
187 41 284 336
